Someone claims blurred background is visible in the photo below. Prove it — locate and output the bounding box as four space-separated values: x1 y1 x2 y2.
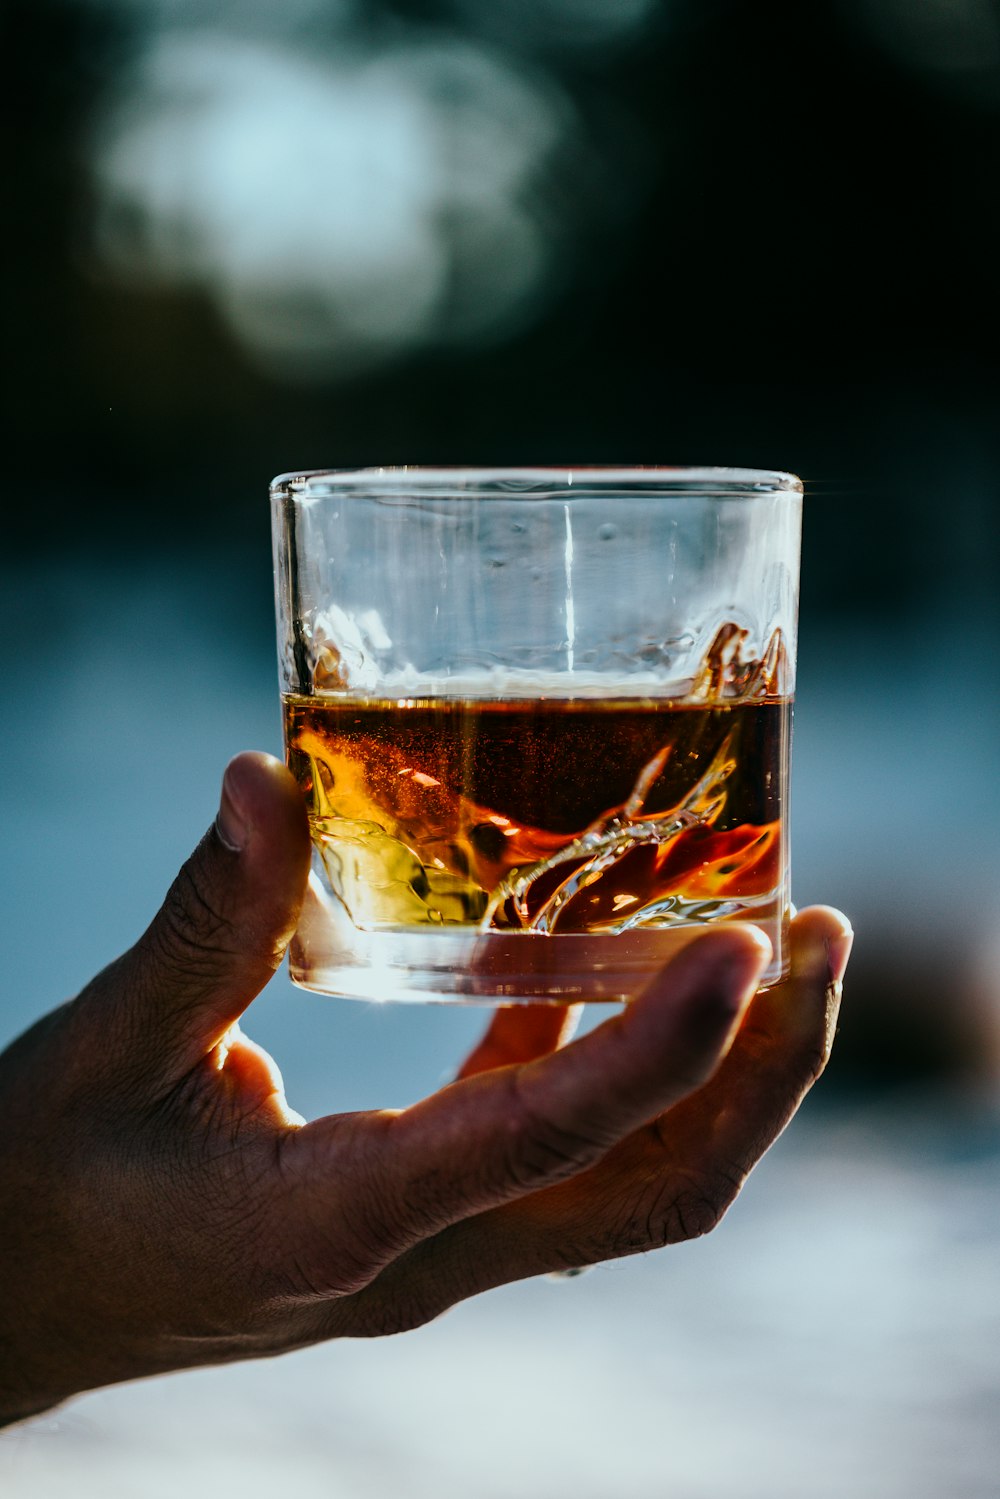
2 0 998 1494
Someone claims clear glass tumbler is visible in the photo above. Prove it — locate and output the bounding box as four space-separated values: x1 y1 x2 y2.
271 467 802 1003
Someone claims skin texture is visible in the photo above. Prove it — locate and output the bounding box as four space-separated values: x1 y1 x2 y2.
0 753 852 1426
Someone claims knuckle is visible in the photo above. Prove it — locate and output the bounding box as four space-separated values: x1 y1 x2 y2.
655 1167 739 1244
660 1184 728 1243
274 1123 408 1295
263 1240 377 1303
292 1221 395 1299
167 860 231 949
395 1164 457 1235
305 1278 448 1341
153 849 238 977
352 1285 446 1338
502 1071 617 1191
602 1166 740 1256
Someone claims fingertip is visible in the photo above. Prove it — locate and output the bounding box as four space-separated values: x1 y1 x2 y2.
627 925 773 1074
705 924 772 1017
721 921 774 968
211 752 311 981
651 923 772 1013
219 752 310 857
223 750 302 811
217 760 249 851
790 906 854 986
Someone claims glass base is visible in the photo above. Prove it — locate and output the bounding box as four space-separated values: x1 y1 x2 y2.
289 875 787 1004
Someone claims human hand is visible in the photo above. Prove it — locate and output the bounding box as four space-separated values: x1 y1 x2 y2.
0 753 852 1426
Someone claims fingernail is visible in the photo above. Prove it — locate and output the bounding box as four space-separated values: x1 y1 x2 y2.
825 925 854 986
799 920 853 986
216 762 247 852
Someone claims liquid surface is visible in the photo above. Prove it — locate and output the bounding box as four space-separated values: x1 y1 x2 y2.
284 695 791 936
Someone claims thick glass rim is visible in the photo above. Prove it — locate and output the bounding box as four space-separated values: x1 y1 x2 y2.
271 465 802 499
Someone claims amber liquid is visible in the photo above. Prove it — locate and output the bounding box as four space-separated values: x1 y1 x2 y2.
284 695 790 940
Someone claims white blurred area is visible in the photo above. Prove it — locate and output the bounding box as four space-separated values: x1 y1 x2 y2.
81 0 648 379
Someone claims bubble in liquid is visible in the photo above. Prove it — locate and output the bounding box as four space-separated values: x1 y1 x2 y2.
598 523 617 541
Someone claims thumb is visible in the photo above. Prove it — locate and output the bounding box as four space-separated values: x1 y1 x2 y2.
88 752 310 1079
